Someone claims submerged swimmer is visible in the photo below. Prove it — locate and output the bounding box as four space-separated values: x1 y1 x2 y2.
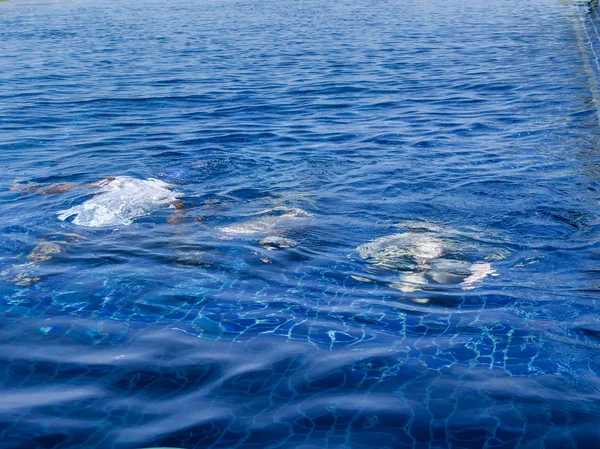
12 176 200 227
2 233 86 287
351 222 504 296
6 176 200 286
219 207 315 250
57 177 184 227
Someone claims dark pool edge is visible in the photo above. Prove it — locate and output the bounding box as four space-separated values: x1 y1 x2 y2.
569 0 600 123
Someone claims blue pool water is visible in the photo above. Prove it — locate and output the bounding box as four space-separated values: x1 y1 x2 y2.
1 0 600 447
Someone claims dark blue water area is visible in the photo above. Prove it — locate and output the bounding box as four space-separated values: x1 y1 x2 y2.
1 0 600 448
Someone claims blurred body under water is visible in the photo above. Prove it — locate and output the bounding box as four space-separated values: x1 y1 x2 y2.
1 0 600 448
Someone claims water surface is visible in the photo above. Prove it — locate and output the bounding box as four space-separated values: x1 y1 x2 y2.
1 0 600 448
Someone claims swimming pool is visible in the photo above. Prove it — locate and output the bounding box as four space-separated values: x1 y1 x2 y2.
0 0 599 447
